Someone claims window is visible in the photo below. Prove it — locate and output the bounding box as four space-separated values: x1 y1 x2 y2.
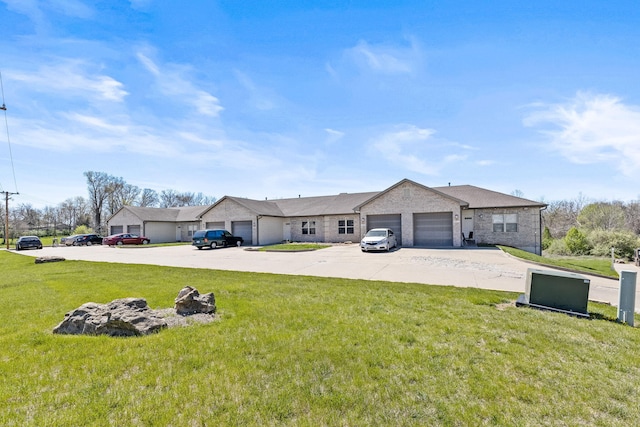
302 220 316 235
492 214 518 232
338 219 354 234
187 224 198 237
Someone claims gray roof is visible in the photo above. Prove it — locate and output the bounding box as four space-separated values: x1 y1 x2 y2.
433 185 546 209
118 205 208 222
113 180 546 223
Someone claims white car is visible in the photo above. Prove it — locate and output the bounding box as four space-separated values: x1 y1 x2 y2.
360 228 397 252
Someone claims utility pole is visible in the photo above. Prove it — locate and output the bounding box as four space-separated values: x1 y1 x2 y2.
2 191 17 249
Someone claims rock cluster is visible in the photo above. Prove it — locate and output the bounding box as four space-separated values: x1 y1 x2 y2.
53 286 216 337
35 256 65 264
174 286 216 315
53 298 166 336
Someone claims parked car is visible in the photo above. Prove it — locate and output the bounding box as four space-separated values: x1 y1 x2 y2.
16 236 43 250
102 233 150 246
74 234 103 246
61 235 80 246
360 228 397 252
192 229 243 249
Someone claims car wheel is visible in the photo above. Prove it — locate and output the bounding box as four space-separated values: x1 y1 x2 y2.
143 240 149 245
116 241 123 246
86 241 92 246
210 242 217 249
237 241 242 247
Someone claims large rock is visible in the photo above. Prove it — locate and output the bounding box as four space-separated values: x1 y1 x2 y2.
53 298 167 336
35 256 65 264
174 286 216 315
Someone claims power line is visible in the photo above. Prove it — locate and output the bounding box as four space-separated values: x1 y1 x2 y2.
0 70 19 194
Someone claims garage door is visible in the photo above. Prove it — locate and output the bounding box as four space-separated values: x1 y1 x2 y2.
128 225 141 235
232 221 253 245
413 212 453 247
367 214 402 245
110 225 123 235
206 221 225 229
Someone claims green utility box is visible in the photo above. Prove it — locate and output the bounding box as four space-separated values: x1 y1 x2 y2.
516 268 591 318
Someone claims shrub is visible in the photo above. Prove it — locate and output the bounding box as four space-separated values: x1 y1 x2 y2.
564 227 591 255
73 225 94 235
544 238 571 256
542 227 553 250
588 229 640 260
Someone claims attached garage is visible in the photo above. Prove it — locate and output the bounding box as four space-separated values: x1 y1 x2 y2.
127 225 141 235
232 220 253 245
367 214 402 245
206 221 225 229
110 225 123 235
413 212 453 247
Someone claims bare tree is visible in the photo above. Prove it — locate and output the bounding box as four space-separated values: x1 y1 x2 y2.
542 193 589 238
84 171 111 232
138 188 159 207
159 189 181 208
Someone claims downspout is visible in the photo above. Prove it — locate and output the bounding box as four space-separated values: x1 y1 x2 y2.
539 206 547 256
256 215 261 246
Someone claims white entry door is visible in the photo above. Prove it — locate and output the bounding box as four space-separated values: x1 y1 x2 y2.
462 210 474 238
283 222 291 242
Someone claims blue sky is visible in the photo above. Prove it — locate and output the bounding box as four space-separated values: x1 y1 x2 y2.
1 0 640 208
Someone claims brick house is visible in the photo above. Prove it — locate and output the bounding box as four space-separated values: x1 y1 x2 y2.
106 179 547 254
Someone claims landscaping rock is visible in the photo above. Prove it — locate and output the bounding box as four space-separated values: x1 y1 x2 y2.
174 286 216 315
35 256 65 264
53 298 167 336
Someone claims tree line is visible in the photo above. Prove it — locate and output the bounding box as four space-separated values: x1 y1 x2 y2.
542 195 640 259
1 171 216 238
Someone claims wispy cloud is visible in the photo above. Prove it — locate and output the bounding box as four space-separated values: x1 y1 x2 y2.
137 51 224 117
9 61 128 102
524 92 640 176
372 125 440 175
324 128 344 144
347 39 419 74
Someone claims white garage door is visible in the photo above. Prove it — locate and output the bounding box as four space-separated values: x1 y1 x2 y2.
232 221 253 245
367 214 402 245
206 222 225 230
110 225 123 235
128 225 141 235
413 212 453 247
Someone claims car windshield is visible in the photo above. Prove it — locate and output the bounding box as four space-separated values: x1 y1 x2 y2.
365 230 387 237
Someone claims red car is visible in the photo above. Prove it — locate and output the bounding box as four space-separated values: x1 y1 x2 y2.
102 233 150 246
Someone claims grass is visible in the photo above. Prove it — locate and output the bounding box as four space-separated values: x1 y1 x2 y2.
259 243 332 252
499 246 619 278
1 250 639 426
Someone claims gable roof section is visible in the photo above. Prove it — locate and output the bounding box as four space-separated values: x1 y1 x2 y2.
112 205 209 223
109 180 547 224
355 178 469 211
275 191 379 216
434 185 547 209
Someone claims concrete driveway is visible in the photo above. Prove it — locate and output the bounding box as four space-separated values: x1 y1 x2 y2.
11 243 638 311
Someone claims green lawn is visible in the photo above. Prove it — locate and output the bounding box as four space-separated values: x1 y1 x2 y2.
259 243 332 251
1 250 638 426
500 246 619 278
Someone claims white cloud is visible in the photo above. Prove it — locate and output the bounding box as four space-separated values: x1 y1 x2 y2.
344 38 422 75
137 51 224 117
524 92 640 176
9 61 128 102
372 125 440 175
324 128 344 144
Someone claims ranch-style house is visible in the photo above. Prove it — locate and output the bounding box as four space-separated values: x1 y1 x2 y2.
106 179 547 254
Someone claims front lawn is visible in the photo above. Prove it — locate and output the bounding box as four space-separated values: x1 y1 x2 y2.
1 250 638 426
499 246 619 278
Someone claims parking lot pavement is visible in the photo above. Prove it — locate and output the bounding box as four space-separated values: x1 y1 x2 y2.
9 244 635 310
